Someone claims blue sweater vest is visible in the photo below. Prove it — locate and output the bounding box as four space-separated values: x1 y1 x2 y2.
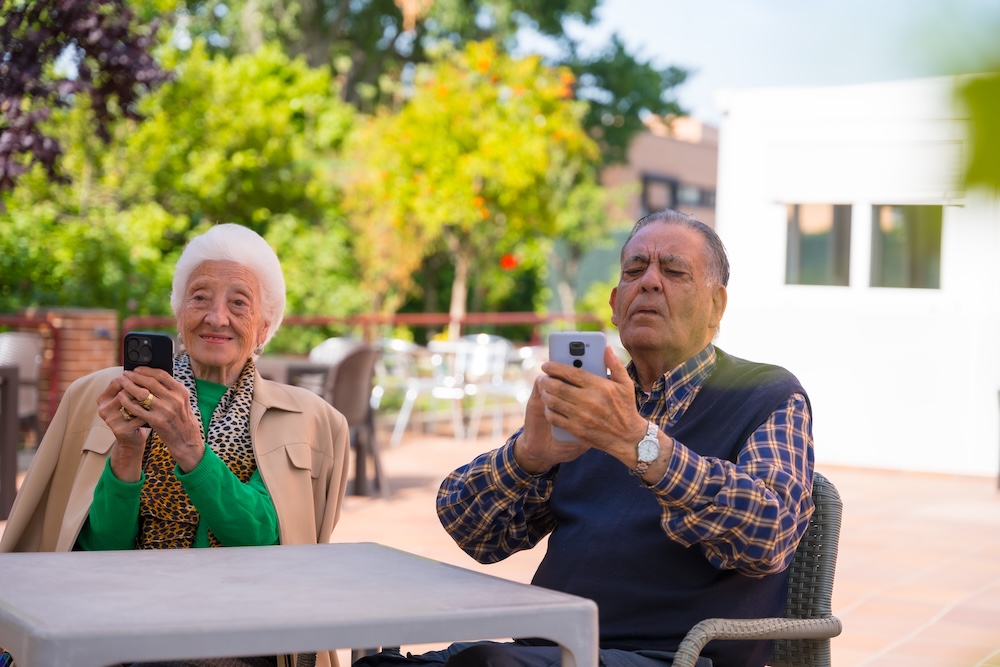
530 349 808 667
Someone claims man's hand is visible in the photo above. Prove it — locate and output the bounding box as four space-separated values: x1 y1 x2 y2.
514 346 651 474
512 373 589 474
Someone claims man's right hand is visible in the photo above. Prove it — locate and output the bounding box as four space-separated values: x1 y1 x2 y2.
512 369 590 475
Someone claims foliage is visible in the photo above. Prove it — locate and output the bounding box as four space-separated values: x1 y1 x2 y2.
342 39 600 336
0 195 183 315
2 0 674 344
0 0 171 195
157 0 687 164
575 266 616 331
0 40 364 353
959 73 1000 191
122 41 354 228
543 157 633 314
0 97 186 315
564 35 687 164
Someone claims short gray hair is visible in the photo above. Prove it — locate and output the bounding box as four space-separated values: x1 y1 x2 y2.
620 208 730 287
170 223 287 346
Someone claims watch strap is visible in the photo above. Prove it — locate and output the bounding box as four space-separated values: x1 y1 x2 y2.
629 421 659 478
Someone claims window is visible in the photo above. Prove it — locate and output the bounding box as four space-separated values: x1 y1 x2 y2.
677 184 702 206
640 174 716 215
870 205 942 289
785 204 852 286
640 174 677 215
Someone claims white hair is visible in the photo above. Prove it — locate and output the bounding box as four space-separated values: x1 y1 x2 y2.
170 223 286 347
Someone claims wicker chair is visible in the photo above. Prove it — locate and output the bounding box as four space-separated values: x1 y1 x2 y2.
671 472 843 667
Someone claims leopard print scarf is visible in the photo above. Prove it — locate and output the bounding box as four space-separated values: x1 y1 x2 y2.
137 352 258 549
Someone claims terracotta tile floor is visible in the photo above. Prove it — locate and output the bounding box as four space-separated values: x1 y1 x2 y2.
5 426 1000 666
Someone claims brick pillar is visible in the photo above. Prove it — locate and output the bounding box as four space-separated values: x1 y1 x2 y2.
32 308 119 429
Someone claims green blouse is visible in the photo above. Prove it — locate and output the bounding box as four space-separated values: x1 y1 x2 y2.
77 379 279 550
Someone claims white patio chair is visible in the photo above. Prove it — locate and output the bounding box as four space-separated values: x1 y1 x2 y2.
379 338 466 447
459 334 535 440
0 331 44 442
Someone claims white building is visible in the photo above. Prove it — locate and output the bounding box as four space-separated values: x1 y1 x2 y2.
713 76 1000 477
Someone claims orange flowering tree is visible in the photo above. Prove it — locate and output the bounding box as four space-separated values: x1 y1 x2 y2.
343 40 600 335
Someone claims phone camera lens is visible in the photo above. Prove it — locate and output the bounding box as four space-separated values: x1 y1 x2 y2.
569 341 586 356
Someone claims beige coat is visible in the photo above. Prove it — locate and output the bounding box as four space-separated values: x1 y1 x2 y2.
0 366 351 667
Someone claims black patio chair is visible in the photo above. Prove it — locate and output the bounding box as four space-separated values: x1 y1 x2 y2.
314 340 388 498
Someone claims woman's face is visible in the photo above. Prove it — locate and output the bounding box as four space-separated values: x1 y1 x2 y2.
177 260 269 386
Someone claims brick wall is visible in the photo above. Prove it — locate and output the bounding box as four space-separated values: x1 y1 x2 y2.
32 308 119 428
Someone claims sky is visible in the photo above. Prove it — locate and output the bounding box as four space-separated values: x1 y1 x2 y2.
568 0 1000 126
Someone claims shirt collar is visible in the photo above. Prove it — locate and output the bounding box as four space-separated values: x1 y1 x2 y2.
627 344 717 421
627 343 716 390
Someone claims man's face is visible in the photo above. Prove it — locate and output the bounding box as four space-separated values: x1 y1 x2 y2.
610 222 726 371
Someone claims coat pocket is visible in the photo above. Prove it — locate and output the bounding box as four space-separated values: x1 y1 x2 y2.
283 442 320 479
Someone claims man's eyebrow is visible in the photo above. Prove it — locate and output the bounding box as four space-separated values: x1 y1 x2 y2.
658 253 690 269
623 252 649 265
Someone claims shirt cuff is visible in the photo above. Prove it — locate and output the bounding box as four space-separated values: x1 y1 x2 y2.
497 433 556 491
103 455 145 492
647 436 710 506
174 445 221 490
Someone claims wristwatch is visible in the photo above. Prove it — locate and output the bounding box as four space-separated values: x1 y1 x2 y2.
630 421 660 478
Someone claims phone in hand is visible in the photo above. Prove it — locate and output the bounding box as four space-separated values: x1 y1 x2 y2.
547 330 607 442
123 332 175 376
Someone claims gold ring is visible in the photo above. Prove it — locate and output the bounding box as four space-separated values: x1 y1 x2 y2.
140 393 154 411
120 406 135 421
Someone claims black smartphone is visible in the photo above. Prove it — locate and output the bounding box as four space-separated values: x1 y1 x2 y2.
123 332 175 376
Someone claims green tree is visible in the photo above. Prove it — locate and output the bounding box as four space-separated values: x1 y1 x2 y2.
1 41 363 352
548 177 632 324
0 99 186 315
159 0 687 164
0 0 171 195
342 40 599 337
959 73 1000 190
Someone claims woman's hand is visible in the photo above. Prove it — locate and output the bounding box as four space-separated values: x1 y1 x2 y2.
96 376 151 483
118 369 207 474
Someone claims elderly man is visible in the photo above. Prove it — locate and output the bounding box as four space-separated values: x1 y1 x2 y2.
363 209 815 667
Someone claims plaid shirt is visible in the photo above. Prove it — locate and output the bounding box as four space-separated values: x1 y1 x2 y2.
437 344 815 577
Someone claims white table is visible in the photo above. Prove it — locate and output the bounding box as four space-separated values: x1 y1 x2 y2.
0 542 599 667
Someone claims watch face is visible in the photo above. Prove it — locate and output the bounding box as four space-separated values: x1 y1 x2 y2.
638 438 659 463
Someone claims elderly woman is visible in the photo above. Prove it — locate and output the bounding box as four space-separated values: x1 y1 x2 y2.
0 224 350 666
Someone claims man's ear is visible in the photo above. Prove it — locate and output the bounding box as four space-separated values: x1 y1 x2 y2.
609 287 619 327
709 285 727 329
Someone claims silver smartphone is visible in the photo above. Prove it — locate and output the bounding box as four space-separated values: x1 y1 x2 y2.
547 331 607 442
